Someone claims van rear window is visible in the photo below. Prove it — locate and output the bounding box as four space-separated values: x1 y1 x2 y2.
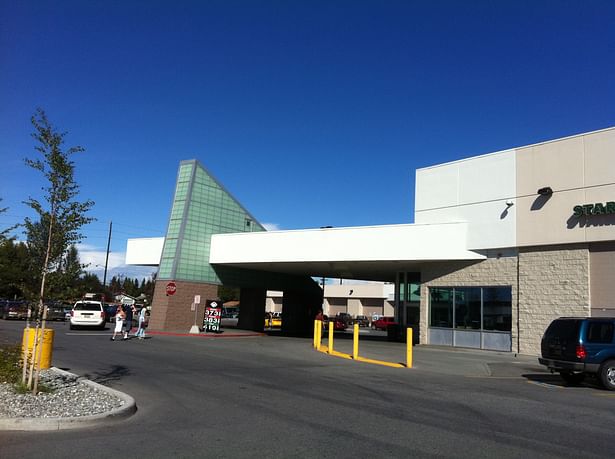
74 303 102 311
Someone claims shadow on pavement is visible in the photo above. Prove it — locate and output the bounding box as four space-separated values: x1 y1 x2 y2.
84 365 130 385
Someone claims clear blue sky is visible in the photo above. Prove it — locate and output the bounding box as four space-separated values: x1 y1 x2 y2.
1 1 614 278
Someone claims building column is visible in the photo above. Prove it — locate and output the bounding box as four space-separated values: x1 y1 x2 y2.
282 289 322 337
238 288 266 332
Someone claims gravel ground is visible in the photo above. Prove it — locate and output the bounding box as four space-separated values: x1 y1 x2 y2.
0 369 124 419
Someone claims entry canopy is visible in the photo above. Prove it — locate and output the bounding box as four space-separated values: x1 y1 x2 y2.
209 222 485 282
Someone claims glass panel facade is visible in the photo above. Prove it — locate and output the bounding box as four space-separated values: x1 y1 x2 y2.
429 286 512 332
429 287 453 328
454 287 481 330
158 160 265 283
483 287 512 331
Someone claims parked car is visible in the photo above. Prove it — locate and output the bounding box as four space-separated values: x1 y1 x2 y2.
265 312 282 328
372 316 397 331
322 315 347 331
46 302 68 321
221 311 239 328
355 315 370 327
70 301 106 330
539 317 615 390
1 300 29 320
337 312 353 326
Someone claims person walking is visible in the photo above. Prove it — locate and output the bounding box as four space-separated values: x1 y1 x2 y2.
111 306 125 341
136 305 147 339
123 304 134 340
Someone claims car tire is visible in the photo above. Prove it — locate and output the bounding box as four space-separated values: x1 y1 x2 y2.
69 323 75 330
599 360 615 391
559 371 586 385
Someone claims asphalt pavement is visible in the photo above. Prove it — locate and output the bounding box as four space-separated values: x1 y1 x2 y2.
1 319 614 458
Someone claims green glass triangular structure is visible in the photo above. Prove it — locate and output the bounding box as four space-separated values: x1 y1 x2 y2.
158 160 265 283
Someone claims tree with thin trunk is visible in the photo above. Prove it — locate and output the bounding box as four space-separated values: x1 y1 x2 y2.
22 108 94 393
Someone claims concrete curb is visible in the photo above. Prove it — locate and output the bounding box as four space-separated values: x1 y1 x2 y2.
0 367 137 431
147 330 265 338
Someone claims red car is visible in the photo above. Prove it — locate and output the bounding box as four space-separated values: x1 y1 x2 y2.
322 316 347 331
371 316 397 331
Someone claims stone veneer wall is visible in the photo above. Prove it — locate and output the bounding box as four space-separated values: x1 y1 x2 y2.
149 279 219 332
420 257 518 349
420 244 590 356
518 244 590 355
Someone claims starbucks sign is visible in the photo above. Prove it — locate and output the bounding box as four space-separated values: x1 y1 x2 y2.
573 202 615 217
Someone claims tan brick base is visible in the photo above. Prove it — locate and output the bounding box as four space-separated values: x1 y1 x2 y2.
149 280 219 332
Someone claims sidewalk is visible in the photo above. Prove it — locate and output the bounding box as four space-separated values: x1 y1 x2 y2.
320 335 545 377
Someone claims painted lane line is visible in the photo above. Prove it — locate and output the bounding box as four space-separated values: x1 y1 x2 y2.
526 380 563 389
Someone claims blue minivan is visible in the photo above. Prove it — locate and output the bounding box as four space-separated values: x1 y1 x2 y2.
539 317 615 390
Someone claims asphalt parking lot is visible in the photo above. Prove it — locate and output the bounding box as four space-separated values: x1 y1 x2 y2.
2 319 615 458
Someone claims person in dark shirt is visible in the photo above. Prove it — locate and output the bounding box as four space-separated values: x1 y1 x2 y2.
122 304 134 340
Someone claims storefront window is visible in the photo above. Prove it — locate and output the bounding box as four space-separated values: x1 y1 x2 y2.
429 286 512 332
429 287 453 328
482 287 512 332
454 288 481 330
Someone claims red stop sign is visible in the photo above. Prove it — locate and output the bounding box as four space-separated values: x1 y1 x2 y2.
166 282 177 296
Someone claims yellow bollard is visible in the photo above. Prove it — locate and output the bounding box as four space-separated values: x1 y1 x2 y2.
328 321 334 354
353 323 359 359
313 320 318 348
22 328 54 370
406 327 413 368
317 320 322 349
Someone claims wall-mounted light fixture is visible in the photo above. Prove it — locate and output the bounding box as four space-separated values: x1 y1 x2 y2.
505 200 514 207
537 187 553 196
349 289 354 296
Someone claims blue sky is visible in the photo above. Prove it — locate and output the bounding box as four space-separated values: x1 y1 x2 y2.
1 0 614 279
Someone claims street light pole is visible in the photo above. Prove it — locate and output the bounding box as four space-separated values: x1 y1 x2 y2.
319 226 333 315
102 221 112 287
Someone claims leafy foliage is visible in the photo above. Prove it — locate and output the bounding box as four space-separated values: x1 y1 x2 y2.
0 240 32 299
23 108 95 282
0 198 18 242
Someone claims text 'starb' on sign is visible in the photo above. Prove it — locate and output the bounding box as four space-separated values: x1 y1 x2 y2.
203 300 222 333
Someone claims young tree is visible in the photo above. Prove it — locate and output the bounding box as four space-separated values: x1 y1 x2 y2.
0 198 18 242
22 108 95 393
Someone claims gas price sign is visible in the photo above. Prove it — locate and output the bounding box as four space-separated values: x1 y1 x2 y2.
203 300 222 333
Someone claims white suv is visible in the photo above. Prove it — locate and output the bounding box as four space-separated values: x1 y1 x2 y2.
70 301 106 330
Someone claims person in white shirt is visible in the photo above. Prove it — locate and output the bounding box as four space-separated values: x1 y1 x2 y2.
135 305 148 339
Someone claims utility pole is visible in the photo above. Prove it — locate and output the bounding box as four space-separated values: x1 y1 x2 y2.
103 221 112 287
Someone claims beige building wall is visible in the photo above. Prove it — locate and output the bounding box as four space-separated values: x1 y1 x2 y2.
590 241 615 316
516 128 615 247
517 245 590 355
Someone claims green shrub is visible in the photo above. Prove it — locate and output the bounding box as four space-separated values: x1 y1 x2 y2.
0 343 23 385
